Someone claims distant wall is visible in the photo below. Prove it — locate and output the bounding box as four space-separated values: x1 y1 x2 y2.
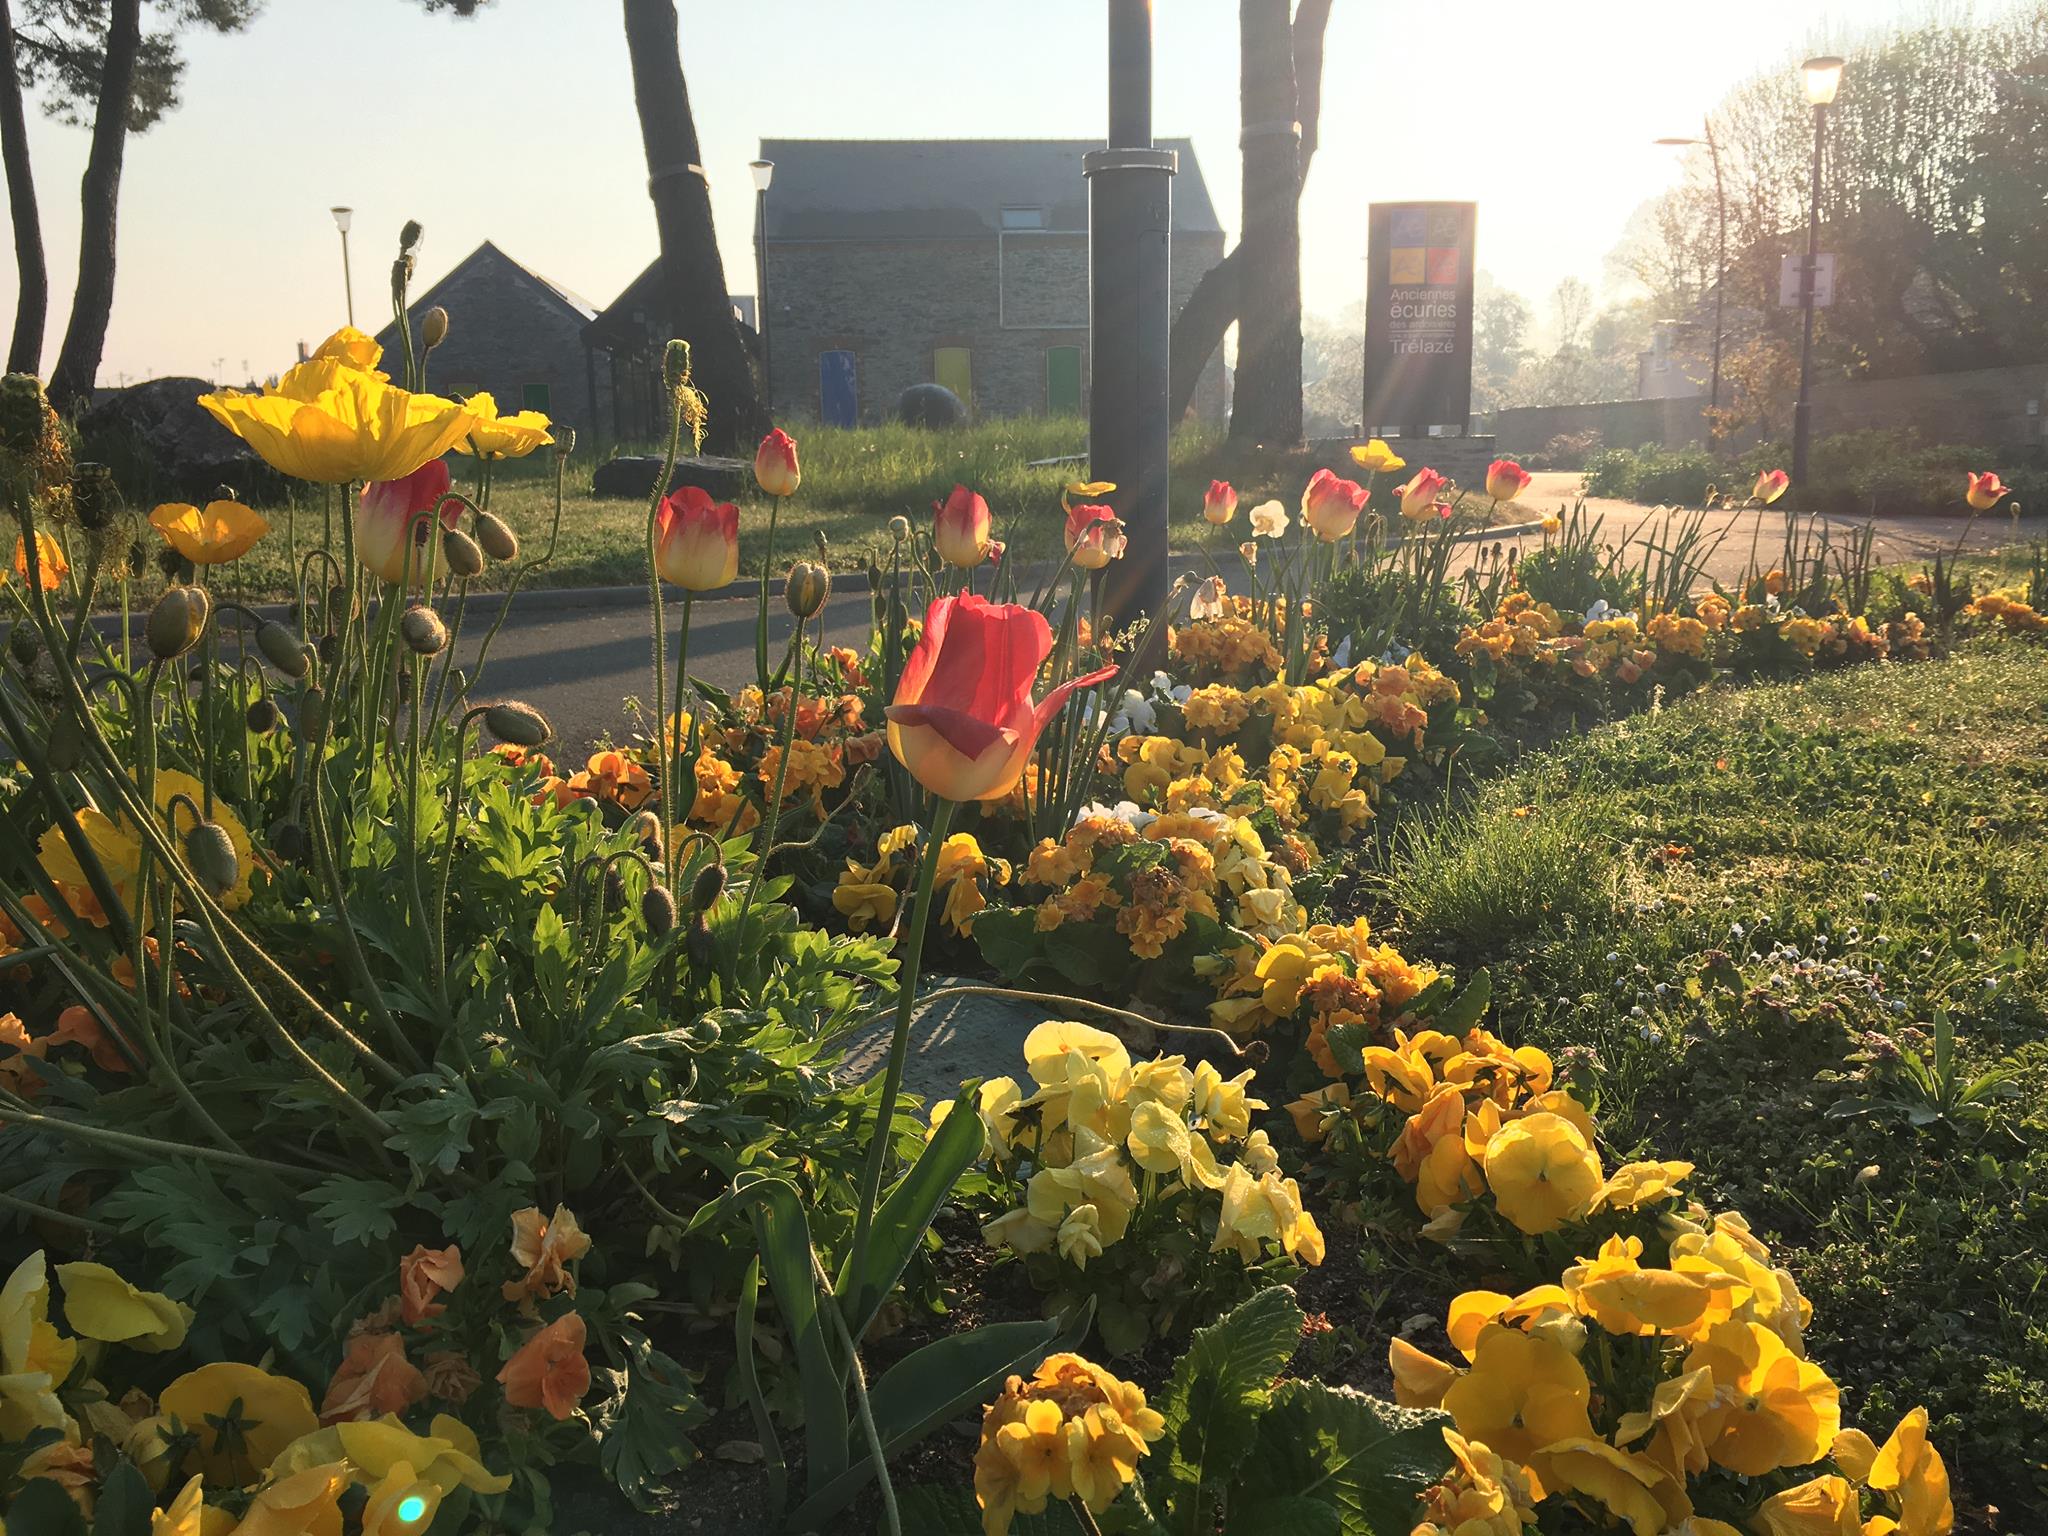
1495 363 2048 456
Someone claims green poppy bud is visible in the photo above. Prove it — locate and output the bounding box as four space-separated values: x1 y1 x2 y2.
785 559 832 620
145 585 209 660
184 820 240 897
662 339 693 393
686 912 717 972
554 427 576 457
441 527 485 579
483 700 552 748
256 621 310 678
421 306 449 349
8 624 39 667
299 687 329 737
689 860 727 912
475 511 519 563
44 711 85 771
270 818 310 865
0 373 49 453
641 883 677 936
400 604 448 656
245 697 280 735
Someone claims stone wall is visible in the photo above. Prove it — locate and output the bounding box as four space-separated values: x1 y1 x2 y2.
1495 363 2048 458
376 249 604 436
762 229 1226 425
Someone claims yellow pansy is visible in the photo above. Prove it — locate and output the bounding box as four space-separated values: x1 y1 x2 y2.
1056 1205 1105 1270
1191 1060 1262 1141
1752 1473 1860 1536
1562 1236 1717 1336
1388 1336 1458 1409
1127 1055 1193 1114
1481 1111 1604 1234
359 1457 443 1535
1867 1407 1953 1536
1593 1159 1694 1212
230 1460 348 1536
268 1414 513 1497
1022 1021 1131 1089
1541 1437 1691 1536
159 1362 321 1486
1683 1319 1840 1476
1440 1324 1594 1469
454 392 553 458
1614 1365 1717 1481
54 1261 193 1353
1445 1285 1574 1360
148 500 271 565
0 1251 75 1439
151 1476 206 1536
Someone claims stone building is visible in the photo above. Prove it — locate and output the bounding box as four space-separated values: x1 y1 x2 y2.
372 241 604 435
752 138 1226 426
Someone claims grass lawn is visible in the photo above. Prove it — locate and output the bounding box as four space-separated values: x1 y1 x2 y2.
1373 642 2048 1526
184 418 1514 602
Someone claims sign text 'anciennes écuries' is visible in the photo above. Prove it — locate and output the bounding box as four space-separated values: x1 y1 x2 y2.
1363 202 1477 432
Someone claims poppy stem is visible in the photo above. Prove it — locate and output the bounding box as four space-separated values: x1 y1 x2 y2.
846 795 956 1310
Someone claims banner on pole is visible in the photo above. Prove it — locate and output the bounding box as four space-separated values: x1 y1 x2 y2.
1363 201 1476 432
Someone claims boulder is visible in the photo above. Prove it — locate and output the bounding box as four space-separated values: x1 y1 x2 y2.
78 377 283 503
897 382 966 430
589 453 749 501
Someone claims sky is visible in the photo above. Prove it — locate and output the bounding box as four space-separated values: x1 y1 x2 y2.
1 0 1929 385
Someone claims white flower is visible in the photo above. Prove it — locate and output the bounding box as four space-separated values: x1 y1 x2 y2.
1584 598 1611 623
1190 574 1228 621
1249 500 1289 538
1109 689 1157 735
1074 799 1154 831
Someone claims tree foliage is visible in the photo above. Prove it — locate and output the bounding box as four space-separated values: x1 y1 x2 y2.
11 0 257 131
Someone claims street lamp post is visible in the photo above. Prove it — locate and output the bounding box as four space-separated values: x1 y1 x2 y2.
750 159 775 412
1792 55 1844 490
330 206 355 327
1655 122 1727 428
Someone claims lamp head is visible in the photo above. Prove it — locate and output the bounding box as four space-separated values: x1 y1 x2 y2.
749 159 774 193
1803 55 1845 106
330 206 353 234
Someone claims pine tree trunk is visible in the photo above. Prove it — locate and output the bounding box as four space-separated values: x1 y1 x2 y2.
48 0 139 412
621 0 765 455
1230 0 1303 447
0 0 46 376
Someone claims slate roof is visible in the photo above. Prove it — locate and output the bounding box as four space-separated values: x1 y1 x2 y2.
752 137 1222 239
393 241 598 326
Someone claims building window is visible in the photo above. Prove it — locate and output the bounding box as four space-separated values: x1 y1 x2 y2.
521 383 553 414
1000 206 1046 230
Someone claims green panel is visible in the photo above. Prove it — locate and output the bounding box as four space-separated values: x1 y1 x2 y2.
934 347 972 413
1046 346 1082 415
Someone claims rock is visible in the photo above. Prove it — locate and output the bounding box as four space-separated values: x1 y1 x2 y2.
589 454 748 501
78 377 283 503
897 382 966 430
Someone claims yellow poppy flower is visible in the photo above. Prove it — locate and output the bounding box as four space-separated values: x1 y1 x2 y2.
200 334 475 485
1481 1111 1603 1234
1867 1406 1953 1536
453 391 553 458
1541 1437 1691 1536
1752 1473 1860 1536
1349 439 1406 473
53 1261 193 1352
148 500 271 565
1440 1324 1594 1469
1683 1319 1840 1476
9 532 68 590
159 1362 320 1485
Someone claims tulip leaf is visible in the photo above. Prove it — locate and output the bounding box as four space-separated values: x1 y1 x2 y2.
1151 1284 1304 1536
1430 969 1491 1033
737 1176 850 1491
790 1305 1094 1534
833 1084 982 1343
1238 1381 1454 1535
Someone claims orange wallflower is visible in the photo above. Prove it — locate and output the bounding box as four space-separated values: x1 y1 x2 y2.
44 1005 134 1073
502 1205 590 1305
320 1330 427 1423
566 750 652 810
398 1244 465 1325
497 1312 591 1421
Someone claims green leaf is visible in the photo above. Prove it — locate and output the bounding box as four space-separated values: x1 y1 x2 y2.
1430 969 1490 1032
1238 1381 1453 1535
89 1458 154 1536
737 1177 851 1493
1152 1285 1304 1536
1227 1496 1344 1536
6 1478 85 1536
834 1085 983 1344
595 1329 711 1510
971 908 1049 981
308 1175 401 1247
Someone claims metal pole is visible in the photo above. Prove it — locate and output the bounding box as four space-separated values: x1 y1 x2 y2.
339 228 354 328
1089 0 1174 631
755 186 772 412
1705 118 1725 419
1791 102 1825 487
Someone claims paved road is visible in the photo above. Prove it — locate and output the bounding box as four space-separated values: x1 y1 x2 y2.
452 486 2020 751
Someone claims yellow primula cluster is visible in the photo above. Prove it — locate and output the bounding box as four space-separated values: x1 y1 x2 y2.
832 825 1011 936
1020 808 1297 958
1167 596 1285 682
1205 916 1438 1056
970 1021 1322 1276
1394 1206 1953 1536
972 1352 1164 1536
1968 587 2048 633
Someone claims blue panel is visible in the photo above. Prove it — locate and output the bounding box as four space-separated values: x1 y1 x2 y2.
819 350 858 428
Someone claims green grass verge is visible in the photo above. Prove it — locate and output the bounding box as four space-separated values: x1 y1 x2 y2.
1375 641 2048 1521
